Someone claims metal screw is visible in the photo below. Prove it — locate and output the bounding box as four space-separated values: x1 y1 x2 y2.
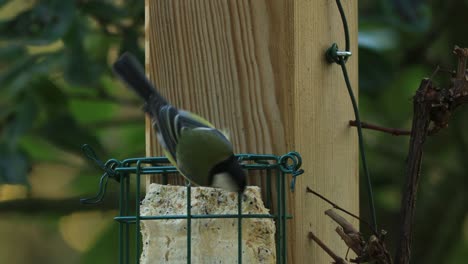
336 51 352 57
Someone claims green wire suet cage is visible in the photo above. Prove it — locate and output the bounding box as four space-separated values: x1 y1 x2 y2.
81 144 303 264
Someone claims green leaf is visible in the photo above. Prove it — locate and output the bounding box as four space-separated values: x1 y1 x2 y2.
0 55 58 97
119 28 144 60
0 0 74 45
37 114 105 157
0 44 26 60
19 135 66 163
82 223 120 264
2 95 38 144
0 143 29 184
358 47 395 96
0 55 37 95
85 33 114 65
30 76 68 117
80 0 125 24
62 17 101 86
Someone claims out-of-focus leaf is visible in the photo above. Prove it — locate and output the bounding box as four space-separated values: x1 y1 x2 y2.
2 95 38 144
359 29 398 51
19 135 65 163
0 0 35 19
82 223 120 264
85 33 113 66
62 17 101 86
0 143 29 184
395 1 430 32
358 47 395 96
37 114 104 157
82 224 120 264
0 55 37 94
0 55 58 97
123 0 144 22
69 100 117 124
30 76 68 117
0 0 74 45
119 28 144 60
447 239 468 264
80 0 125 24
0 44 26 60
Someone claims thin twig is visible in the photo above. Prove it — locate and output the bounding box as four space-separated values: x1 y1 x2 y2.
348 66 441 138
306 186 377 235
308 231 347 264
349 120 411 136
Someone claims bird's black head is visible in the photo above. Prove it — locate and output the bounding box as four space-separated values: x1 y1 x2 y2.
209 155 247 193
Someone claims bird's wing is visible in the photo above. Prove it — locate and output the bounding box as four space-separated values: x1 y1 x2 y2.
154 107 231 186
175 127 234 186
177 110 231 146
154 105 179 161
178 110 231 141
155 106 230 162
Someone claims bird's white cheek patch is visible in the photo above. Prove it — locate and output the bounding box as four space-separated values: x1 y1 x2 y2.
212 172 238 192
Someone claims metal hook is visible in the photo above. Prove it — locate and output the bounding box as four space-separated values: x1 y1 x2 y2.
81 144 120 180
80 144 122 205
278 152 305 192
80 172 110 204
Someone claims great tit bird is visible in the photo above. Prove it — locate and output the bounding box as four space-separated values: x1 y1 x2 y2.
113 52 246 192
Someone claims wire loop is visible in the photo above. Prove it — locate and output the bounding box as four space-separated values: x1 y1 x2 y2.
80 144 122 204
80 172 110 204
279 152 304 192
81 144 120 180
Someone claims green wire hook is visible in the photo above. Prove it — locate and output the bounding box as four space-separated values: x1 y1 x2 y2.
80 172 110 204
80 144 121 204
81 144 120 180
278 152 304 192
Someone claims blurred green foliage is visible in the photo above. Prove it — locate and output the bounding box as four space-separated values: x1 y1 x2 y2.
0 0 466 263
0 0 145 186
0 0 144 263
359 0 468 263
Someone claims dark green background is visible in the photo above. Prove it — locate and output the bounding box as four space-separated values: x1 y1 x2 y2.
0 0 466 263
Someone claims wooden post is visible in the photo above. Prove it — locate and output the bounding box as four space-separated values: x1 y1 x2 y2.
145 0 358 262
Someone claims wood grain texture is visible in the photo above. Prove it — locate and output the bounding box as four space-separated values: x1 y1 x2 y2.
145 0 287 154
145 0 358 262
145 0 290 196
293 0 359 262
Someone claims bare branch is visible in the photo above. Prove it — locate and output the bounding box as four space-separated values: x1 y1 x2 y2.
308 231 348 264
396 47 468 264
349 120 411 136
325 209 359 235
306 186 376 235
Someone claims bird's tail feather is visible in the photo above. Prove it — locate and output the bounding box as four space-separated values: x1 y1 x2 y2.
113 52 168 113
